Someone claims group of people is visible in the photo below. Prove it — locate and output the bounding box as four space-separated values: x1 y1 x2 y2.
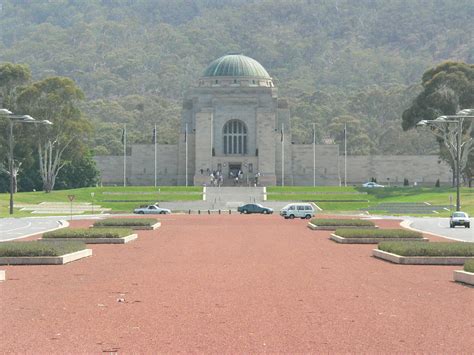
209 170 224 187
229 170 244 186
201 168 261 186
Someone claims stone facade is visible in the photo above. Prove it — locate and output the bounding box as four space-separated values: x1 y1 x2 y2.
94 54 452 187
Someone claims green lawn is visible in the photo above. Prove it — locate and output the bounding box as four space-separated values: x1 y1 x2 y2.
267 186 474 215
0 186 202 217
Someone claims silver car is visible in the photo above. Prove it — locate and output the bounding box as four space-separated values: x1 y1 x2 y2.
134 204 171 215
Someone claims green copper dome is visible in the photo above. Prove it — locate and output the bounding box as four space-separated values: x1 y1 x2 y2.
203 54 271 78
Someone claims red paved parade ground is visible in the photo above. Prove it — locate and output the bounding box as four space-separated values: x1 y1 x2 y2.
0 215 473 353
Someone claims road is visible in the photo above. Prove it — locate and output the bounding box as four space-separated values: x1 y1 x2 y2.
404 217 473 242
0 217 69 241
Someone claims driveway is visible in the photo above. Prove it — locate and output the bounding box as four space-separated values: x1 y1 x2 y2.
403 217 473 242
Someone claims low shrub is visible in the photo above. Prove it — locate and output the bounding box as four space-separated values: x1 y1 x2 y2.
0 241 86 257
310 218 374 227
464 260 474 273
93 218 157 227
378 242 474 257
336 229 422 239
43 228 132 239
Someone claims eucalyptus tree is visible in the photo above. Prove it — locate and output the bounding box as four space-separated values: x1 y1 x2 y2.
16 77 91 192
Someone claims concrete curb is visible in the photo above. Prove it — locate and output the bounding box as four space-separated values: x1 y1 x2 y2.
372 249 474 265
307 222 378 231
42 234 137 244
0 270 5 281
330 233 428 244
0 249 92 265
453 270 474 285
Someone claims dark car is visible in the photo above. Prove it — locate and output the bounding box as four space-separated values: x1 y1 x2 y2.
238 203 273 214
449 211 470 228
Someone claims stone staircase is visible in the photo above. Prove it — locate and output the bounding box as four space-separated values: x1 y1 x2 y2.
205 187 265 209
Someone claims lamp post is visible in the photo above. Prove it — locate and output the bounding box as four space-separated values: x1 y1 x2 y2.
0 109 52 214
416 109 474 211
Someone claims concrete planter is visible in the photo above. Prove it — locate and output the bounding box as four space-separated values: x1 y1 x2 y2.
0 249 92 265
373 249 474 265
94 222 161 230
0 270 5 281
330 233 428 244
308 222 378 231
453 270 474 285
43 234 137 244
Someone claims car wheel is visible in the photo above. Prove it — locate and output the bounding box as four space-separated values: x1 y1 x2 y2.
243 210 248 214
289 214 295 219
466 224 470 228
160 211 166 214
263 210 268 214
305 214 311 219
138 211 145 215
450 223 454 228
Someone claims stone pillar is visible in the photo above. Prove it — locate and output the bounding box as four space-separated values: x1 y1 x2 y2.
256 108 277 185
193 108 213 185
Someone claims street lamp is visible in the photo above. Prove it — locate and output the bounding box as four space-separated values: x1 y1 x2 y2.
0 109 53 214
416 109 474 211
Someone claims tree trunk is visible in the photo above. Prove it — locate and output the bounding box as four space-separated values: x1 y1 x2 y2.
38 139 71 193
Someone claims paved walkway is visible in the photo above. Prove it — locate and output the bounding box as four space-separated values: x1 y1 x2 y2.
1 215 472 353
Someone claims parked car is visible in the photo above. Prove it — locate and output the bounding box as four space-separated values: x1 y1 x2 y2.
280 203 316 219
362 182 385 188
449 211 470 228
134 204 171 214
238 203 273 214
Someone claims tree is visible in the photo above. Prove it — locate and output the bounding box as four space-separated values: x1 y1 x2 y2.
16 77 91 192
328 115 374 155
55 150 100 189
402 62 474 186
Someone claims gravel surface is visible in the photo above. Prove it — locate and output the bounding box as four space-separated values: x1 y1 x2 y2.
0 215 473 353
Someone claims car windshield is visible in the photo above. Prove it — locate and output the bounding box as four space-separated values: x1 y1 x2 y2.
453 212 467 218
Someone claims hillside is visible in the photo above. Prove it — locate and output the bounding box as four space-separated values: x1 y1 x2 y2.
1 0 473 154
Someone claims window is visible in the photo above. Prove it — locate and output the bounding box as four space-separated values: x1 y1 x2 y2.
223 119 247 155
297 206 305 211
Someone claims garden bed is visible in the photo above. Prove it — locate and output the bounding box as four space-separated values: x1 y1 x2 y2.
0 241 92 265
43 228 137 244
330 229 427 244
308 218 377 230
93 218 160 230
0 270 4 281
453 260 474 286
373 242 474 265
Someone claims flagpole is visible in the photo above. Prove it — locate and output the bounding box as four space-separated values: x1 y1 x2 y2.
312 123 316 187
344 123 347 187
123 123 126 187
281 123 284 187
185 123 188 187
154 124 157 187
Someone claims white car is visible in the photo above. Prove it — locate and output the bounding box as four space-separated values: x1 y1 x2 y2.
362 182 385 188
134 205 171 214
450 211 470 228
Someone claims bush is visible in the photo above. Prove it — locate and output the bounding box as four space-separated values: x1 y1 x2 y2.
311 218 375 226
43 228 132 239
336 229 422 239
93 218 158 227
378 242 474 256
464 260 474 273
0 241 86 257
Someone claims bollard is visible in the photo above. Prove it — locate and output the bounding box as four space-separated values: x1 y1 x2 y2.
219 209 221 214
229 209 231 214
208 210 210 214
198 210 200 214
188 209 191 214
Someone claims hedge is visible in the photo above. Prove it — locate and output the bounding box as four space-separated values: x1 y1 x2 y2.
310 218 374 227
93 218 158 227
335 229 422 239
464 260 474 273
378 242 474 257
43 228 133 239
0 241 86 257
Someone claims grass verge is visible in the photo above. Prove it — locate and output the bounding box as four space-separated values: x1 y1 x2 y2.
0 241 86 257
378 242 474 256
464 260 474 272
311 218 375 227
335 229 422 239
43 228 132 239
93 218 158 227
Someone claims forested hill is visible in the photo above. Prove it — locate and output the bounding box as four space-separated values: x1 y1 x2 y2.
1 0 473 155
